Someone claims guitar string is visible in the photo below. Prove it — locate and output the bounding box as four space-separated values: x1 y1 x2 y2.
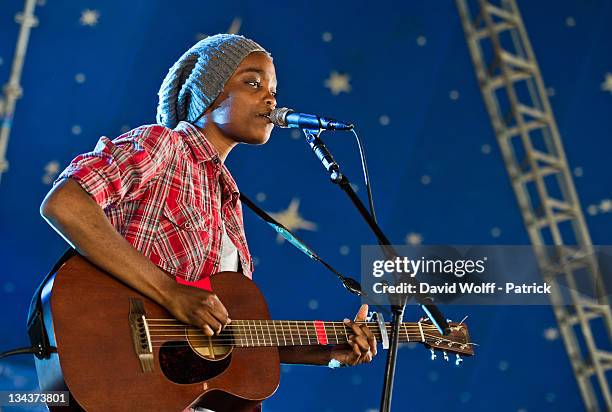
146 327 441 335
146 330 436 340
145 323 447 339
147 332 474 349
149 325 444 337
145 325 441 331
142 320 467 348
147 318 441 322
147 333 464 347
146 318 444 328
145 324 442 335
145 322 442 330
148 332 463 347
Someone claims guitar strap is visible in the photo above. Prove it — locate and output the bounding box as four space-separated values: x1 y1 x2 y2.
239 193 320 260
239 193 356 292
26 247 76 359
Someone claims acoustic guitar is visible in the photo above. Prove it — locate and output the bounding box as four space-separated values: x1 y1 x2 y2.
34 255 474 411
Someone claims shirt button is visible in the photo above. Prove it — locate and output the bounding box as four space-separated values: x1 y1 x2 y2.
213 156 220 164
184 222 193 230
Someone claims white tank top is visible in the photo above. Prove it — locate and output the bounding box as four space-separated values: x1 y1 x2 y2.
217 185 239 272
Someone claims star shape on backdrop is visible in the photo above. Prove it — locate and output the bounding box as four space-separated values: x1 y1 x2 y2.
379 115 390 126
42 160 60 185
587 198 612 216
574 166 583 177
602 73 612 94
80 9 100 27
44 161 59 175
405 232 423 245
543 327 559 341
196 17 242 40
324 71 351 95
267 198 317 244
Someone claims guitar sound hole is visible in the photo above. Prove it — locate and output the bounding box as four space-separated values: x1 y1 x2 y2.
159 341 232 384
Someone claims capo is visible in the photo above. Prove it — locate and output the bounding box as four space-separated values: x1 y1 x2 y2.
372 311 389 350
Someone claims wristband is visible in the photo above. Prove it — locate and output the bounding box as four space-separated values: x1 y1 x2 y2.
328 358 342 369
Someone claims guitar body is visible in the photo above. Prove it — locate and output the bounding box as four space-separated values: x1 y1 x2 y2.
34 255 279 412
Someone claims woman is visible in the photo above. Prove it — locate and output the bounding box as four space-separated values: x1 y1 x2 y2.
41 34 376 411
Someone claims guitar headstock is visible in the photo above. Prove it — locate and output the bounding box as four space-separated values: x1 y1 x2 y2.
418 317 475 365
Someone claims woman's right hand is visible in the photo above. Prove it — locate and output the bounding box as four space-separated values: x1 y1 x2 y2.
164 283 231 336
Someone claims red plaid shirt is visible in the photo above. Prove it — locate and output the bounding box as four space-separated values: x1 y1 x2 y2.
56 121 254 289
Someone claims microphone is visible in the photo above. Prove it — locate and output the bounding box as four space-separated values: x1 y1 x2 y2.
268 107 354 130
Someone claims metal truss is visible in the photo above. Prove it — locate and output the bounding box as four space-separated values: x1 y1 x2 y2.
456 0 612 410
0 0 38 185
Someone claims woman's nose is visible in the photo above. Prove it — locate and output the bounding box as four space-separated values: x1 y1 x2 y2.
265 92 276 109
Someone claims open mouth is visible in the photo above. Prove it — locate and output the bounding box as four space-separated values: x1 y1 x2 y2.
256 112 272 123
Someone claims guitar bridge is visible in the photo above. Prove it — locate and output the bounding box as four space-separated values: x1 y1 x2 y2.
129 298 154 373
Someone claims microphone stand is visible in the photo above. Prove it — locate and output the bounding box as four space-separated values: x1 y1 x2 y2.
300 128 449 412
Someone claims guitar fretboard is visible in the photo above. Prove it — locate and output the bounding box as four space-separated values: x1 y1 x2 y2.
218 320 440 347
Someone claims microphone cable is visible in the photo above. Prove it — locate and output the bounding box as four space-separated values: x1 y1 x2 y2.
350 128 378 224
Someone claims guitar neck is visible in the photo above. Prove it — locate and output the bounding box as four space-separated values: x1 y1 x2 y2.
224 320 437 348
146 318 473 355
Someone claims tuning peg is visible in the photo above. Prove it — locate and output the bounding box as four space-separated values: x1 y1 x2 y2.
429 348 437 361
443 351 449 362
455 354 463 366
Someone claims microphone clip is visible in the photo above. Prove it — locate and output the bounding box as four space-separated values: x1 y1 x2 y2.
302 128 343 183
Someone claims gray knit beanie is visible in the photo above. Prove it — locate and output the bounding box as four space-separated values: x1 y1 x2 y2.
156 34 269 129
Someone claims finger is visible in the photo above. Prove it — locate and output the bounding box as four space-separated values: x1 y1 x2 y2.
201 313 223 335
359 322 375 340
357 349 373 365
201 324 215 337
354 304 369 322
368 334 377 357
208 297 230 328
353 335 370 353
349 338 362 357
358 324 377 356
351 341 364 365
346 319 366 341
349 343 362 366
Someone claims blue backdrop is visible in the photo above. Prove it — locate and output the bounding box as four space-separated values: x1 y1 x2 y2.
1 1 611 411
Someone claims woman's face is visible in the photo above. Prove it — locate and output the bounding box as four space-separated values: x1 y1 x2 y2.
205 51 277 145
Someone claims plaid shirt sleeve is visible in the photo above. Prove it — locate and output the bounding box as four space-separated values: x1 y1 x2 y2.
55 125 172 209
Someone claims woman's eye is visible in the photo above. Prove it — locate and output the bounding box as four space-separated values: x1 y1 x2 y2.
247 80 261 88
